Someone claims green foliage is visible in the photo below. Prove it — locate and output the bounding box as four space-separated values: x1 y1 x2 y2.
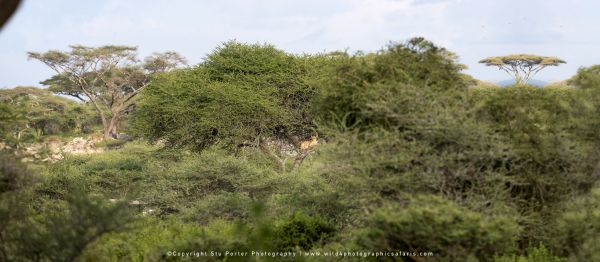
273 212 336 251
0 86 98 146
81 217 205 261
312 37 468 132
306 40 599 260
569 64 600 89
5 39 600 261
0 152 35 193
357 195 520 261
549 186 600 261
14 191 134 262
39 142 275 219
94 138 128 149
141 147 274 216
469 86 600 207
0 152 134 262
38 142 154 200
83 205 287 262
192 192 254 224
494 244 566 262
135 41 316 152
0 102 27 144
134 41 324 173
30 45 186 139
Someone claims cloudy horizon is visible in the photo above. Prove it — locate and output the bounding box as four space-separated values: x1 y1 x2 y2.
1 0 599 88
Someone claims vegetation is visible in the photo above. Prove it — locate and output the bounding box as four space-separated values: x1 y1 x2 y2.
134 41 322 172
479 54 566 86
28 46 186 139
568 64 600 89
0 86 98 147
1 39 599 261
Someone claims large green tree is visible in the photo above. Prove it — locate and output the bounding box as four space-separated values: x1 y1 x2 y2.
479 54 565 86
313 37 469 131
28 46 186 139
135 41 319 172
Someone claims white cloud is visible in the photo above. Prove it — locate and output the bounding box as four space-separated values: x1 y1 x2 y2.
1 0 600 87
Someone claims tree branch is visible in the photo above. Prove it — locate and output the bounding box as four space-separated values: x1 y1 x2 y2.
259 137 286 173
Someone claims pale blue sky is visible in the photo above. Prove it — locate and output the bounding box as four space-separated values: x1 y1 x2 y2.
1 0 599 87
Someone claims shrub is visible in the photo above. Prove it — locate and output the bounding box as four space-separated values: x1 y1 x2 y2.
134 41 320 172
357 195 521 261
549 187 600 261
191 192 254 224
139 147 273 216
8 40 600 260
0 152 36 193
0 86 99 145
312 37 467 132
468 86 600 245
494 244 566 262
273 212 336 251
1 163 134 262
568 65 600 89
81 217 205 261
13 191 134 262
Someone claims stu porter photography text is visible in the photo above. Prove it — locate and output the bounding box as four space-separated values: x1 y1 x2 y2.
165 250 435 258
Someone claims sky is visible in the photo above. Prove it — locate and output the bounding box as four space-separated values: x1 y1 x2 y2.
1 0 599 88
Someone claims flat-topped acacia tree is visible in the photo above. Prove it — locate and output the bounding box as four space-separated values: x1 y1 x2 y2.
479 54 565 86
28 46 186 139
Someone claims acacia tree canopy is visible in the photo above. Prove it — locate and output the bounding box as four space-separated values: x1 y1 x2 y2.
568 65 600 89
28 45 186 139
479 54 565 86
134 41 319 172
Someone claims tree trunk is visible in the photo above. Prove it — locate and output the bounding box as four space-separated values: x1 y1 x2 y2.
259 138 286 173
292 151 309 172
103 127 112 140
109 113 120 137
99 113 110 140
86 97 112 140
103 113 121 140
284 131 317 173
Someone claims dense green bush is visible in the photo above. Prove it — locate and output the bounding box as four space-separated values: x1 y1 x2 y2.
467 86 600 245
307 44 600 255
549 186 600 261
134 41 317 150
81 217 205 261
311 37 468 133
4 39 600 261
0 87 98 146
494 244 566 262
469 87 600 196
356 195 520 261
192 192 254 224
39 142 278 220
38 142 153 201
0 152 134 262
0 152 36 193
568 65 600 89
133 41 329 172
273 212 336 251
